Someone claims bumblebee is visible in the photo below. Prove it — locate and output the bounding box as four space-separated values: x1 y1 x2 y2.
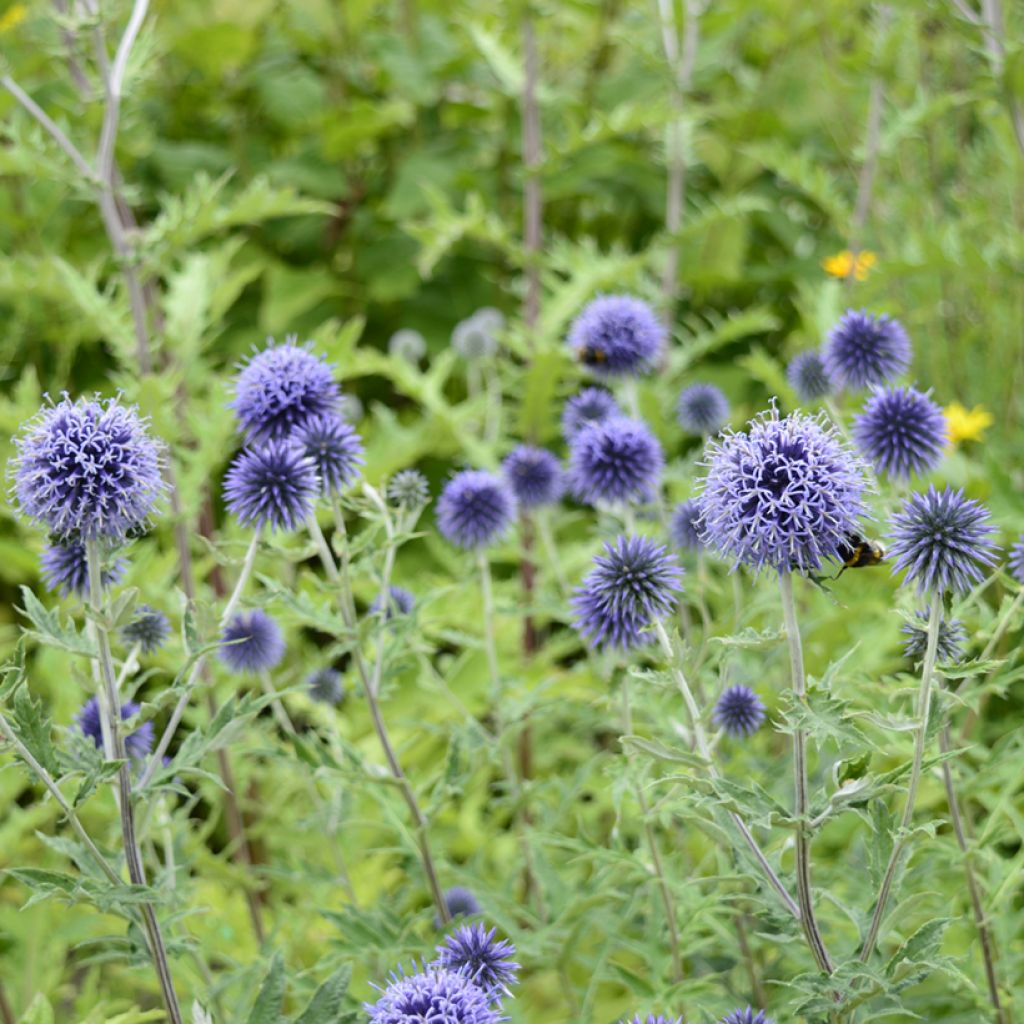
577 346 607 367
833 531 885 578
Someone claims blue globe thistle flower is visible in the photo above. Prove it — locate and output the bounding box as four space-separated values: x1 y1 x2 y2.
443 886 482 920
561 387 620 440
121 605 171 654
307 667 345 705
853 386 946 480
389 328 427 364
230 340 341 443
888 486 998 595
822 310 911 390
698 408 869 573
366 966 499 1024
224 442 319 532
294 414 364 496
712 685 766 737
787 351 834 402
568 295 663 376
437 470 516 549
453 308 504 360
388 469 430 508
572 536 682 650
1007 533 1024 586
569 417 663 506
13 395 165 542
901 612 966 664
219 609 285 674
370 585 416 619
76 697 154 761
40 540 125 597
676 383 730 435
433 924 519 997
502 446 564 508
669 499 703 550
720 1010 774 1024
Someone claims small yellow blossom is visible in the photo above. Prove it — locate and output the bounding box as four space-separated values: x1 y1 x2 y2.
823 249 877 281
944 402 993 445
0 4 27 33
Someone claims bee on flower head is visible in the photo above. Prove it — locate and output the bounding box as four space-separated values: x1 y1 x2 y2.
834 531 885 576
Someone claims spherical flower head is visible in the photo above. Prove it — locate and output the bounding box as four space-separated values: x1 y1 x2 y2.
712 685 765 737
887 486 998 595
388 469 430 508
230 340 340 443
389 328 427 364
76 697 154 761
224 442 318 532
720 1010 774 1024
437 470 516 549
502 446 564 508
572 535 682 650
677 383 730 435
569 417 663 506
371 585 416 619
433 924 519 997
698 407 869 573
13 395 165 542
443 887 482 920
307 667 345 705
787 351 834 402
40 540 125 597
366 966 500 1024
452 308 504 360
219 609 285 674
339 393 363 424
669 500 703 550
294 414 364 496
561 387 620 440
121 604 171 654
853 386 946 480
822 310 911 390
568 295 663 376
1006 534 1024 586
901 611 966 664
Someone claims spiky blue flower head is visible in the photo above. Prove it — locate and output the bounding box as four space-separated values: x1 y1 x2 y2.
371 585 416 619
121 605 171 654
669 499 703 550
76 697 154 761
568 295 664 376
569 417 663 506
677 383 730 435
294 414 364 496
1007 534 1024 586
389 328 427 364
698 407 869 573
13 395 165 542
720 1009 774 1024
366 965 500 1024
453 308 504 360
434 925 519 998
40 540 125 597
901 611 966 664
389 469 430 508
888 486 999 595
307 667 345 705
712 685 766 737
822 310 911 390
502 446 564 508
230 339 341 444
219 609 285 674
572 536 682 649
443 887 482 919
437 470 516 549
853 386 946 480
223 442 319 532
561 387 620 440
787 351 834 402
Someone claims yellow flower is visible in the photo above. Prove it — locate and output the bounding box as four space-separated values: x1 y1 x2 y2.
944 402 993 445
822 249 877 281
0 4 27 33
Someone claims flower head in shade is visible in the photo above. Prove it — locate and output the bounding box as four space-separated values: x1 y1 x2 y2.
434 925 519 998
720 1010 774 1024
1008 534 1024 586
389 328 427 364
677 383 730 435
231 340 340 443
901 612 966 664
339 393 363 424
13 396 165 542
366 966 499 1024
502 446 564 508
568 295 663 376
121 605 170 654
853 386 946 480
712 685 765 737
388 469 430 508
822 310 911 390
561 387 620 440
787 351 834 402
888 486 998 595
307 667 345 705
224 442 318 532
219 609 285 674
569 417 663 506
437 470 516 549
294 414 364 495
572 536 682 649
669 499 703 550
443 887 482 920
370 585 416 619
76 698 154 761
698 407 869 573
40 540 125 597
453 308 504 360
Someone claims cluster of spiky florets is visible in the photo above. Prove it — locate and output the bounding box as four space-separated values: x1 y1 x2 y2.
370 585 416 619
901 612 966 663
853 385 946 479
438 470 516 549
502 446 564 508
787 351 833 402
677 383 730 435
669 499 703 550
433 924 519 997
307 667 345 705
219 609 285 674
41 540 125 597
121 605 171 654
713 685 766 737
823 309 911 390
562 387 620 439
76 698 154 761
568 295 663 377
569 417 663 506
